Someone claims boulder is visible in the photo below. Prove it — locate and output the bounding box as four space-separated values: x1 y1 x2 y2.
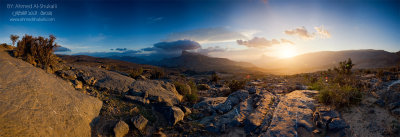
157 106 185 125
244 92 275 134
171 106 185 125
71 64 136 93
202 96 253 133
129 80 183 106
261 90 318 137
0 50 102 137
214 90 249 114
313 106 340 129
113 120 129 137
132 115 148 132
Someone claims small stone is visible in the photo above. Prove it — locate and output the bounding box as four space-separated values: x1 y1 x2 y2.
113 120 129 137
73 80 83 89
328 118 348 131
181 106 192 116
132 115 148 132
130 106 139 114
152 131 167 137
312 129 321 134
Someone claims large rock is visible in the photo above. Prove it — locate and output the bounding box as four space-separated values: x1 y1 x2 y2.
0 50 102 137
202 94 254 133
261 90 318 137
129 80 183 106
156 106 185 126
70 64 136 93
214 90 249 114
244 91 275 134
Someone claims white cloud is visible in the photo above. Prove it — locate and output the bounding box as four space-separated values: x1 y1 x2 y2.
314 26 331 38
166 27 248 43
284 26 315 40
237 37 280 48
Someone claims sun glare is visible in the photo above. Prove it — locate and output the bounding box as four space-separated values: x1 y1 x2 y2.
279 46 296 58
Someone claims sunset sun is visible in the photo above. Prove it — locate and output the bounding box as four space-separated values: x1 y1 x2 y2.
279 46 297 58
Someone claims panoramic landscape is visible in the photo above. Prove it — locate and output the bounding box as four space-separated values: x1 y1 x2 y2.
0 0 399 137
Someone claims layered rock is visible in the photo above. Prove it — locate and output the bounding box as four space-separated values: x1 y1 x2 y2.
261 90 318 137
0 50 102 137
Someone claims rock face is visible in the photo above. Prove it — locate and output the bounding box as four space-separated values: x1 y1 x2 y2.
0 50 102 137
113 120 129 137
261 90 318 137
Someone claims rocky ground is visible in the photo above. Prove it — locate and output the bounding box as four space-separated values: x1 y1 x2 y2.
1 45 399 137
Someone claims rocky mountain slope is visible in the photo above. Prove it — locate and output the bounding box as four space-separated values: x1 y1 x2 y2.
0 48 102 137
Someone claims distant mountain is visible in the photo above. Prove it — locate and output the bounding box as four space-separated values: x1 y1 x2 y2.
263 49 400 74
156 51 262 73
57 55 161 72
107 55 150 64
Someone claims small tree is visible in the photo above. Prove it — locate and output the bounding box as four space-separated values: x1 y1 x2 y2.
10 34 19 47
211 72 220 83
335 58 354 75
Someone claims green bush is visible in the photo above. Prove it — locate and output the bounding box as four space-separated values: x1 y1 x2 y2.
174 81 191 95
150 68 165 79
317 84 362 107
174 80 199 103
129 67 143 78
309 58 363 107
185 92 199 104
228 80 246 92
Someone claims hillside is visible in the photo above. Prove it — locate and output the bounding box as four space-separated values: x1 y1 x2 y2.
262 49 400 74
156 51 263 74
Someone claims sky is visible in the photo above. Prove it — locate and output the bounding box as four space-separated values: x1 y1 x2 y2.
0 0 399 62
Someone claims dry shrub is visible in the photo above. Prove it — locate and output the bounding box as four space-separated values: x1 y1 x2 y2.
13 34 61 72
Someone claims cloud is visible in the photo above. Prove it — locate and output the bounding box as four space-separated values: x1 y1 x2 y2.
87 33 106 42
280 38 295 45
148 17 164 23
166 27 247 43
153 40 201 51
314 26 331 38
196 46 228 55
115 48 127 51
54 46 71 52
284 26 315 40
237 37 280 48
